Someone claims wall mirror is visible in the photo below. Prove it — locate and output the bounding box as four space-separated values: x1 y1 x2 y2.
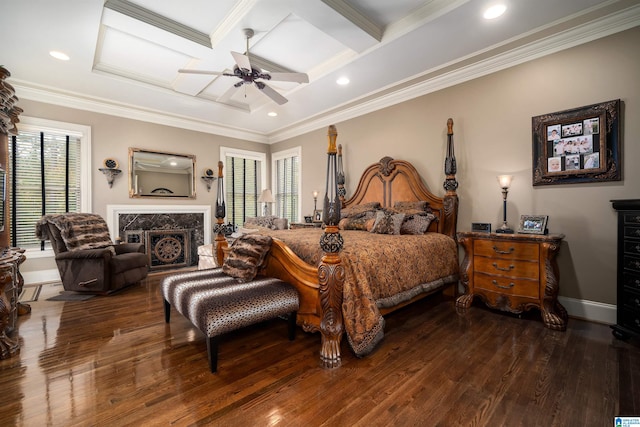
129 148 196 198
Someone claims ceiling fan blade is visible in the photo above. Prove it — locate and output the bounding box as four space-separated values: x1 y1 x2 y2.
178 69 225 76
256 82 288 105
267 72 309 84
231 51 251 71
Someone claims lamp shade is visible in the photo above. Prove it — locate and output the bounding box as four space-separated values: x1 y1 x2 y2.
258 189 274 203
497 175 513 189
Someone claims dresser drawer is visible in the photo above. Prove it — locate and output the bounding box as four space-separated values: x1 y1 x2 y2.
624 226 640 240
623 213 640 226
624 241 640 257
473 257 539 280
474 273 539 298
622 288 640 313
474 239 539 261
623 272 640 292
623 255 640 273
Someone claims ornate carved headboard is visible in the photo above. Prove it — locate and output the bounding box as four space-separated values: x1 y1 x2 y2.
343 156 458 238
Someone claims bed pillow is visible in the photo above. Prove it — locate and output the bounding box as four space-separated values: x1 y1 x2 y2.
222 234 273 283
339 216 376 231
393 200 431 215
340 202 381 219
400 213 437 235
370 210 405 235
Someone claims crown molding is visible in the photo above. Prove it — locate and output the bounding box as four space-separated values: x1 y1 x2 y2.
13 4 640 145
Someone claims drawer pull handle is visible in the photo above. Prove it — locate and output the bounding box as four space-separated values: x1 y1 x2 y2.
633 229 640 237
492 246 515 255
492 262 514 272
492 279 514 289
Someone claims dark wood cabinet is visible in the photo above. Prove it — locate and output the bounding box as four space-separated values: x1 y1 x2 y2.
611 199 640 340
456 231 567 330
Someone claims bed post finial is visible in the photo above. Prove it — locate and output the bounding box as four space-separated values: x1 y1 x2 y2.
214 160 228 266
319 125 345 369
337 144 346 207
443 118 459 239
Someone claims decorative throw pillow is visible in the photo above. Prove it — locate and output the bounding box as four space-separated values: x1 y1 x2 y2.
370 210 405 235
400 213 437 235
244 216 276 229
339 216 374 231
222 234 273 283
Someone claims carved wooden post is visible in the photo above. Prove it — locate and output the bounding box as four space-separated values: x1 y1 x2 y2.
319 125 345 368
0 257 18 359
337 144 346 208
443 118 459 239
213 161 228 266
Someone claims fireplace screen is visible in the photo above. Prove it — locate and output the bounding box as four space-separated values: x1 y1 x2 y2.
145 229 191 269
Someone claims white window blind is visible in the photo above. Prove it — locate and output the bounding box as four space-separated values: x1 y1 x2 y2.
272 147 301 223
225 156 259 226
8 119 88 251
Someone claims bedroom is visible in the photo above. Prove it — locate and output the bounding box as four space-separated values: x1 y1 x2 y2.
1 1 640 425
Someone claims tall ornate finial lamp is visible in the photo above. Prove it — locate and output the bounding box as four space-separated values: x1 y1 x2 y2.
496 175 513 233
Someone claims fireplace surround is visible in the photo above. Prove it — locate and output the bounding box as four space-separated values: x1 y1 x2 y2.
106 205 211 269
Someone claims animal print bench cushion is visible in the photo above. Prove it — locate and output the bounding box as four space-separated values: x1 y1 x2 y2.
222 234 273 282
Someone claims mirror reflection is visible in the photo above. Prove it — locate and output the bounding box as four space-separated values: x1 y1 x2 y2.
129 148 196 198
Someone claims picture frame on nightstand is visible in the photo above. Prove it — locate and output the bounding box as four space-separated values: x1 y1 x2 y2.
518 215 548 235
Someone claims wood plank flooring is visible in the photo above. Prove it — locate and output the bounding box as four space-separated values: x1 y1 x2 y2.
1 272 638 426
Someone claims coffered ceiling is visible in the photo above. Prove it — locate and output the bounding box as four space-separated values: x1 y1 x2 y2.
3 0 639 143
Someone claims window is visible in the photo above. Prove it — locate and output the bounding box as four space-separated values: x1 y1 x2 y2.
8 117 91 254
220 147 266 227
272 147 301 223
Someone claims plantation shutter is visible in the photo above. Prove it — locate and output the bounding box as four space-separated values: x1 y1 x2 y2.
275 155 299 223
225 156 259 226
10 130 81 249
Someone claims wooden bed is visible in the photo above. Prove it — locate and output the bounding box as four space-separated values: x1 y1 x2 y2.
216 120 459 367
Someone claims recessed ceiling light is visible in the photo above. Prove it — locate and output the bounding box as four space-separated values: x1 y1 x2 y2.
336 77 350 86
49 50 70 61
267 111 278 117
483 4 506 19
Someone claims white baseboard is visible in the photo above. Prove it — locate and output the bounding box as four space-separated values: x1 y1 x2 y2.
558 296 616 325
22 269 61 286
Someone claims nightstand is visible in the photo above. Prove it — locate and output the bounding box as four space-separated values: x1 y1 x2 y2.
456 231 567 331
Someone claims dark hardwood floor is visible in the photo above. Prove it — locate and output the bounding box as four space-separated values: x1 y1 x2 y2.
1 271 638 426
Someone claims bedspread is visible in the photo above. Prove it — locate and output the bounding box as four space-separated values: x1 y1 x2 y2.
260 229 459 357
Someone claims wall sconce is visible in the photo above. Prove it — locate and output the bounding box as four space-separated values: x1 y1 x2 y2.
496 175 513 233
98 158 121 188
201 168 216 192
258 189 274 216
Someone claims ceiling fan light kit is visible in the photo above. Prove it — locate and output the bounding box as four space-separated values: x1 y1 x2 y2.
178 28 309 105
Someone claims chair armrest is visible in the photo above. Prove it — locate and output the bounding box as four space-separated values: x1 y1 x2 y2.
55 248 112 260
115 243 145 254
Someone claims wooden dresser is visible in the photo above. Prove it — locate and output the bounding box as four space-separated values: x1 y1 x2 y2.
456 231 567 331
611 199 640 340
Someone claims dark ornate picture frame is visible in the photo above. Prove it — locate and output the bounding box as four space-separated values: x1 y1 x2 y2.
532 99 621 186
518 215 549 235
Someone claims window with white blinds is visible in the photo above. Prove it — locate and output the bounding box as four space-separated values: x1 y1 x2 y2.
8 117 91 251
272 147 301 224
220 147 266 227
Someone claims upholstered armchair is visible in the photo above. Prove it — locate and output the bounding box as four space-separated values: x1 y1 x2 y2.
36 213 149 294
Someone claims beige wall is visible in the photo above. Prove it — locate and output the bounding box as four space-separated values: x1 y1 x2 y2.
275 27 640 305
17 27 639 307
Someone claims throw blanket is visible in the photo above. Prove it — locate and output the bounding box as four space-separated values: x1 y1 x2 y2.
260 229 459 357
36 213 114 252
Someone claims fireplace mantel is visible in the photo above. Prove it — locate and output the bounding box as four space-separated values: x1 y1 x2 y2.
106 205 212 244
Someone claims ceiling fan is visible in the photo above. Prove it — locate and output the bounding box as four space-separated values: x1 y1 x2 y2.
178 28 309 105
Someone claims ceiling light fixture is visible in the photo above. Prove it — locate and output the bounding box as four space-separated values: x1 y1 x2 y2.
336 77 350 86
483 4 506 19
49 50 70 61
268 112 278 117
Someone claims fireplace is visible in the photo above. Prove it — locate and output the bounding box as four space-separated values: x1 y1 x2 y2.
106 205 211 269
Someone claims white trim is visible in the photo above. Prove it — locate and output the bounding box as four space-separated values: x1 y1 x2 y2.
17 116 92 212
271 146 302 222
22 268 61 286
559 296 616 325
106 204 212 243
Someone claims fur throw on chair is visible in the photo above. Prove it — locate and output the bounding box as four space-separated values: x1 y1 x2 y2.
36 213 115 252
